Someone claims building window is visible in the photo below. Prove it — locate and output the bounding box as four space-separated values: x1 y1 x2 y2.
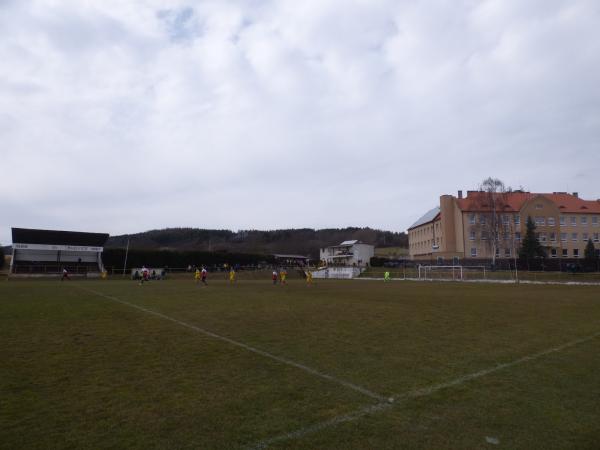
562 248 568 257
495 247 500 257
503 233 510 241
572 233 578 242
551 248 557 258
583 233 589 241
502 214 510 225
582 216 588 226
548 217 556 226
573 248 579 258
514 215 521 225
504 248 511 257
471 247 477 257
550 232 556 242
593 216 599 226
535 216 546 226
453 256 460 265
479 215 486 225
571 216 577 226
594 233 599 243
469 230 476 240
560 216 566 226
535 203 543 209
561 232 567 242
469 213 475 224
481 231 488 240
515 232 521 240
437 257 444 265
539 232 547 242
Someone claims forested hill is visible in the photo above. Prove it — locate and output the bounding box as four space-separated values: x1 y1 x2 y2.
106 227 407 258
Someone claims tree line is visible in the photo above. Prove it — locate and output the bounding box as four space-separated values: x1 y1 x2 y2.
102 248 276 271
105 227 408 259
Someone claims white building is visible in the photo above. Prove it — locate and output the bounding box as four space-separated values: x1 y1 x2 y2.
319 240 375 267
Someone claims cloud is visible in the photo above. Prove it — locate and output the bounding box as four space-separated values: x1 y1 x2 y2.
1 0 599 243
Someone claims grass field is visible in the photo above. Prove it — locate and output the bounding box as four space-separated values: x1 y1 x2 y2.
2 278 600 449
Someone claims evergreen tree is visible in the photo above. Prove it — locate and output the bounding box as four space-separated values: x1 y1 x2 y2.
518 216 546 264
584 239 598 271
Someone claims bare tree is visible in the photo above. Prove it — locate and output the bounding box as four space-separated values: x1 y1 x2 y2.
471 177 514 267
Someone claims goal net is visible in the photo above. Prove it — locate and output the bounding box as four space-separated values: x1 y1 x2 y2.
417 265 487 281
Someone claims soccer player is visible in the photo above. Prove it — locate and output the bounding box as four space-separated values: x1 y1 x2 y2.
306 270 313 286
201 267 208 286
61 267 70 281
384 271 391 282
229 268 236 283
280 268 287 285
272 270 278 285
194 268 201 284
140 266 149 285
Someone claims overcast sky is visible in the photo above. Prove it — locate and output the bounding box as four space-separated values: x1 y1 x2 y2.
1 0 599 244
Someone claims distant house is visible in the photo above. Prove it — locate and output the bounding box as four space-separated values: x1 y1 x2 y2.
319 240 374 267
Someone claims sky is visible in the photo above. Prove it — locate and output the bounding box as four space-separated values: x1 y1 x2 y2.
1 0 600 244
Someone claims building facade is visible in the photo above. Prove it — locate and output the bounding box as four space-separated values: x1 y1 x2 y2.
320 240 375 267
408 191 600 262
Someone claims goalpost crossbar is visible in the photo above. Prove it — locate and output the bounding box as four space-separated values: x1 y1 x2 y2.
417 265 488 281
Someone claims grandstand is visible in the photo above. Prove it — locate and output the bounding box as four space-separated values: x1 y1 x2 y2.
9 228 109 277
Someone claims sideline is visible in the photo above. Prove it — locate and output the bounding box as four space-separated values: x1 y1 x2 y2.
76 285 389 403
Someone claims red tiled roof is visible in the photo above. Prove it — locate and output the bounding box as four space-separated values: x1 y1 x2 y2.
455 192 600 214
542 193 600 213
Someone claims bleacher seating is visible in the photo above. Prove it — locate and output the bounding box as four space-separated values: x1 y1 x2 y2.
10 228 109 276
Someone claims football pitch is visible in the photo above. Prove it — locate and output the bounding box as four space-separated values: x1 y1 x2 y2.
2 278 600 449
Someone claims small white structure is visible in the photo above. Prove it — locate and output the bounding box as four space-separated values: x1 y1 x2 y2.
311 267 362 279
319 240 374 268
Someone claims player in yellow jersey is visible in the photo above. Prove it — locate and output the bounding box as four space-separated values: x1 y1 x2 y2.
229 268 236 283
194 268 201 284
280 269 287 285
306 270 313 286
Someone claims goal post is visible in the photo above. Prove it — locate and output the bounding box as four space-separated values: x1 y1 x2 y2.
418 265 463 281
417 265 488 281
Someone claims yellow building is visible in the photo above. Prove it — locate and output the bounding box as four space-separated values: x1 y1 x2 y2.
408 191 600 262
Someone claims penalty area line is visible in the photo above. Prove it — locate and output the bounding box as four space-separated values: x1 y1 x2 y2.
76 285 388 403
249 329 600 449
248 401 394 450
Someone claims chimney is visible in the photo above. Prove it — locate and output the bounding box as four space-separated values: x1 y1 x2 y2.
458 190 463 199
573 192 579 198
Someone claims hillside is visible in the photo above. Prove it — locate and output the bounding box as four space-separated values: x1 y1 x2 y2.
106 227 407 259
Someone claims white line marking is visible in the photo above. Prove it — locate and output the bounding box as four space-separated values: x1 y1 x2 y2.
249 401 394 450
77 286 388 402
396 330 600 400
250 329 600 448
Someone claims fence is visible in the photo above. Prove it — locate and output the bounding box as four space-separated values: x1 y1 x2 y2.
11 264 99 275
360 266 600 283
